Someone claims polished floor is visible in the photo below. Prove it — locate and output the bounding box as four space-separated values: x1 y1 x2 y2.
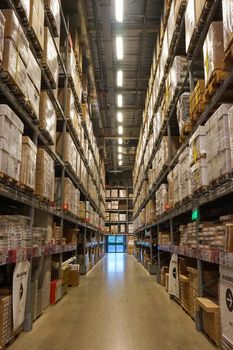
10 254 214 350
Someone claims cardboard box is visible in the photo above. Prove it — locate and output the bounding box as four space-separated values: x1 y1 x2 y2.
111 189 118 198
58 88 80 133
2 9 29 66
25 75 40 120
222 0 233 52
39 92 56 144
56 133 77 174
35 148 54 201
29 0 44 51
203 22 224 86
20 136 37 190
185 0 206 53
68 268 80 287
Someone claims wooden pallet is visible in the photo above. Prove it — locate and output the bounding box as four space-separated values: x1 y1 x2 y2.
209 172 233 189
40 128 55 146
203 69 229 104
12 0 43 58
17 182 35 195
41 63 57 89
44 7 59 37
0 172 18 187
179 123 193 142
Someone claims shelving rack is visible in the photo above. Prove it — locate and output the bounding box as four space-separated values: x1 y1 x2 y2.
132 0 233 344
105 186 133 235
0 0 105 338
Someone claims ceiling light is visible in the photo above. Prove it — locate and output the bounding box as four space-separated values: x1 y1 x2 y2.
118 125 123 135
115 0 123 23
118 154 122 160
117 94 123 107
117 70 123 87
117 112 123 123
118 138 123 145
118 146 122 153
116 36 123 60
119 160 123 166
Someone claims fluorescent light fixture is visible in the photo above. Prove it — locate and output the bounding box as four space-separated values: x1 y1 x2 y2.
117 112 123 122
116 36 123 60
118 138 123 145
119 160 123 166
118 146 122 153
117 94 123 107
118 154 123 160
115 0 123 23
118 125 123 135
117 70 123 87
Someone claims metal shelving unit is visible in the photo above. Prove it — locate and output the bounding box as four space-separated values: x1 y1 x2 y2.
133 0 233 340
0 0 105 336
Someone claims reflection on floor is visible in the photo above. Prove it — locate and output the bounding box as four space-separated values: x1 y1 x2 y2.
9 254 215 350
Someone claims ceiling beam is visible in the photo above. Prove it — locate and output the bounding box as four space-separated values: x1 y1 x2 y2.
88 22 160 34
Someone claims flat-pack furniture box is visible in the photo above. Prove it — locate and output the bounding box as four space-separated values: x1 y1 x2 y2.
2 9 29 65
111 189 118 198
0 105 23 181
203 22 224 86
39 92 56 144
42 27 58 87
25 74 40 120
222 0 233 52
20 136 37 190
119 189 127 198
0 11 5 63
35 148 54 202
119 213 126 222
29 0 44 51
58 88 80 133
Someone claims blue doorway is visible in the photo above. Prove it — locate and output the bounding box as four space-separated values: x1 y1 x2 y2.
107 235 126 253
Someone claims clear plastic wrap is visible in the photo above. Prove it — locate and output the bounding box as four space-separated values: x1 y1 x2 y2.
20 136 37 190
39 91 56 144
203 22 224 86
25 75 40 120
58 88 79 134
179 147 192 201
222 0 233 52
177 92 191 134
190 158 208 193
156 184 168 217
2 9 29 66
35 148 54 201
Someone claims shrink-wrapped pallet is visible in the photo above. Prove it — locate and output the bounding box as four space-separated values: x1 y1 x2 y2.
44 0 60 37
26 48 41 92
190 158 208 193
185 0 206 53
56 133 77 174
0 105 23 181
2 9 29 66
2 39 27 97
222 0 233 52
203 22 224 86
169 56 188 96
156 184 168 217
35 148 54 201
177 93 191 136
25 75 40 120
146 199 156 224
39 92 56 144
63 47 82 102
189 125 207 166
58 88 80 132
78 201 86 220
0 11 5 63
55 177 79 216
42 27 58 87
29 0 44 51
179 147 192 201
20 136 37 190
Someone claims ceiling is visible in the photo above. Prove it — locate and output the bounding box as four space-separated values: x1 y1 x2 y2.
85 0 163 173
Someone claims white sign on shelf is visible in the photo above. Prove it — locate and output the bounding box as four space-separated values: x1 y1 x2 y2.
168 253 179 298
220 265 233 346
13 261 30 331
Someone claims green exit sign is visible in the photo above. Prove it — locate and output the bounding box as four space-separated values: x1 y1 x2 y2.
192 208 200 221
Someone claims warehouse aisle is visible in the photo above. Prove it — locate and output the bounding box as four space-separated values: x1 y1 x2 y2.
9 254 214 350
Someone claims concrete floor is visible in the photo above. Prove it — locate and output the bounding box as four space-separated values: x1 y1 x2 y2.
9 254 215 350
